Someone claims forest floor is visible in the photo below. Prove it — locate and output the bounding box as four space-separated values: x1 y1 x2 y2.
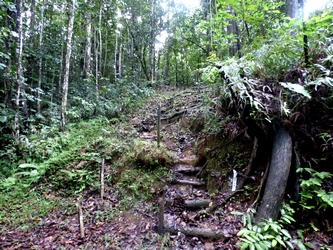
0 87 331 249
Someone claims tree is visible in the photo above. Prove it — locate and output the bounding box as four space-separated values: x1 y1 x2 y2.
14 0 25 148
61 0 75 130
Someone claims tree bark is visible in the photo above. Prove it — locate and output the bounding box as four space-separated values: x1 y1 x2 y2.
61 0 75 130
256 127 292 222
84 9 92 77
14 0 24 147
286 0 298 18
149 0 156 85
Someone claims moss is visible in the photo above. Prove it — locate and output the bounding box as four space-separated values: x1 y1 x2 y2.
131 139 176 168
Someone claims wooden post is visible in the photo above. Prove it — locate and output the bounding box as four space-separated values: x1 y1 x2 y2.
157 104 161 147
158 189 165 235
78 202 85 238
100 157 105 200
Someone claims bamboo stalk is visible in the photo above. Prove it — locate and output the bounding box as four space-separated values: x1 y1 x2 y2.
100 157 105 200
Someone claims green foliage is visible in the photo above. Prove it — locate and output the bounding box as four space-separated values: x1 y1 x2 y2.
233 204 306 250
297 167 333 210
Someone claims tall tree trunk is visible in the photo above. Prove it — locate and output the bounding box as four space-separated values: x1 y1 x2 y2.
149 0 156 85
103 29 108 77
114 21 120 81
14 0 24 147
98 3 103 78
286 0 298 18
58 30 65 96
29 0 36 50
84 10 92 77
300 0 309 67
227 7 241 58
37 2 45 114
95 29 99 100
163 41 171 83
61 0 75 130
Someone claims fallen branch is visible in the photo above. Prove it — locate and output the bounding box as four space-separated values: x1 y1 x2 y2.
185 199 212 209
165 198 212 209
164 224 223 239
192 190 243 220
174 165 202 174
171 179 205 186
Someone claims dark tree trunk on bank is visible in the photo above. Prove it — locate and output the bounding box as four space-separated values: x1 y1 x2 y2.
256 127 292 222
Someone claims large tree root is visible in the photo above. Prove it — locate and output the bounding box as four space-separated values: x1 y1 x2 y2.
164 224 223 239
255 127 292 222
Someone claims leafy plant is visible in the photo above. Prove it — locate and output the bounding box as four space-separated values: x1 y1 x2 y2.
233 204 306 250
297 167 333 210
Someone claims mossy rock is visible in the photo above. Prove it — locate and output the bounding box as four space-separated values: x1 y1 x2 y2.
132 140 176 168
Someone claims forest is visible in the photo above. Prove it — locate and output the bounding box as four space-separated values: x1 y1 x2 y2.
1 0 333 249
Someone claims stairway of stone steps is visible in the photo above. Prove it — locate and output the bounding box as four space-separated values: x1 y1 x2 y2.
134 87 242 248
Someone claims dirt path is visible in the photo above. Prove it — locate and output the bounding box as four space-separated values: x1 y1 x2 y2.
1 87 248 249
132 87 247 249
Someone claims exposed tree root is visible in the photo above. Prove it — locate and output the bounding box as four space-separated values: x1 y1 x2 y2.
237 137 258 190
251 159 270 209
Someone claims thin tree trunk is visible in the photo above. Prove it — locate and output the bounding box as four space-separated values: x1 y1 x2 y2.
95 29 99 100
37 2 45 114
103 29 108 77
61 0 75 130
29 0 36 50
149 0 156 85
84 10 92 77
58 30 65 96
98 3 103 78
14 0 24 147
119 42 122 78
114 24 119 80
